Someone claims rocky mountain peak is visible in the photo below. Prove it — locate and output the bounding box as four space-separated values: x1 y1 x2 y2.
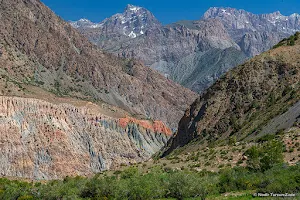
203 7 300 57
103 4 161 38
72 6 300 93
125 4 142 12
290 13 300 18
203 7 300 30
203 7 250 18
71 4 161 38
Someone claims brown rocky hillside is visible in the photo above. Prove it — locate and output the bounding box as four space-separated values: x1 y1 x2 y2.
0 0 197 129
0 0 198 180
163 33 300 155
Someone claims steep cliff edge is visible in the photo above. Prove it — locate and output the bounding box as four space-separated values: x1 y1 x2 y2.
162 33 300 155
0 95 171 180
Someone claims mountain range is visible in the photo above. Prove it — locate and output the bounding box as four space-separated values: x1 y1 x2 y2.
0 0 299 181
71 5 300 92
163 32 300 155
0 0 196 179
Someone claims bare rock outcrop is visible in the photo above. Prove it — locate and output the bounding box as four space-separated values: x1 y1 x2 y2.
0 96 170 180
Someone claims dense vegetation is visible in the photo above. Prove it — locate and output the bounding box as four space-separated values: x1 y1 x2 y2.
0 140 299 200
1 164 299 200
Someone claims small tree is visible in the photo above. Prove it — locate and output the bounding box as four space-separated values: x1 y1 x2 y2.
245 140 284 172
229 136 237 146
289 36 295 46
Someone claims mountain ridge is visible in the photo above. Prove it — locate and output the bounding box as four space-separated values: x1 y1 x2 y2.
203 7 300 56
72 5 300 93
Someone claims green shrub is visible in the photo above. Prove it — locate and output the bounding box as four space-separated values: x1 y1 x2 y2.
0 162 299 200
256 134 275 143
245 140 284 172
258 164 300 194
17 195 35 200
165 171 207 200
229 136 237 146
219 167 257 193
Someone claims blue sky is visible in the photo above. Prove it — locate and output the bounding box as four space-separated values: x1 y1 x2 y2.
41 0 300 24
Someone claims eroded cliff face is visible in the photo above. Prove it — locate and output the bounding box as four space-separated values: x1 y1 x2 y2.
0 96 170 180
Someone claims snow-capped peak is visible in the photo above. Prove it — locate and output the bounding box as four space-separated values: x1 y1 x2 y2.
126 4 142 12
70 4 161 39
70 18 103 29
79 18 91 22
290 13 300 18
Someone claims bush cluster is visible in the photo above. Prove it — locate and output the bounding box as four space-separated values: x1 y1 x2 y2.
0 138 298 200
0 162 299 200
273 32 300 48
245 139 284 172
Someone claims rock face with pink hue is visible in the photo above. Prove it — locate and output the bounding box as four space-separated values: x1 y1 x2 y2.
0 96 170 180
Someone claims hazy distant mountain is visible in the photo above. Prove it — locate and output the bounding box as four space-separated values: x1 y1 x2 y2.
71 6 300 93
71 5 246 93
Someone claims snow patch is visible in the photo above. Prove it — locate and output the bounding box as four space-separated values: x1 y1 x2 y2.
220 9 231 16
70 22 79 28
290 13 300 18
128 31 137 38
79 18 89 22
268 20 276 25
127 4 141 12
140 25 145 35
90 24 103 28
129 7 140 12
